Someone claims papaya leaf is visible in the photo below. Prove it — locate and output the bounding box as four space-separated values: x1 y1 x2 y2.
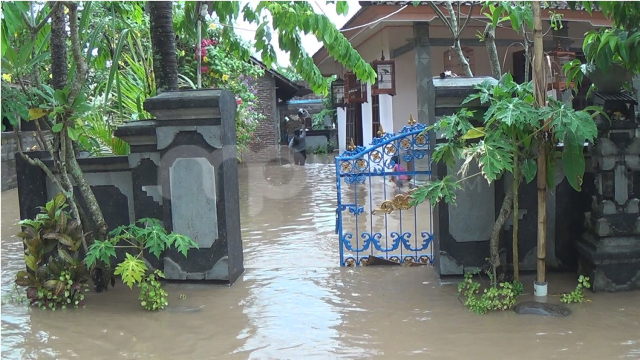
170 233 199 258
461 127 486 140
522 158 537 184
114 253 147 289
562 132 585 191
463 138 514 183
410 175 462 207
85 240 117 268
143 227 167 259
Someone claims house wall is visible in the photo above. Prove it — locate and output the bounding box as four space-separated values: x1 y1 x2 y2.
326 19 602 139
243 74 279 163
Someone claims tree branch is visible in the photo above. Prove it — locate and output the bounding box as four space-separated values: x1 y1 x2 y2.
21 2 60 34
445 2 459 37
428 2 453 32
64 2 88 106
460 3 475 33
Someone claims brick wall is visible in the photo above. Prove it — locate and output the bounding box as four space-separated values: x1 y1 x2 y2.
1 131 51 191
242 74 279 163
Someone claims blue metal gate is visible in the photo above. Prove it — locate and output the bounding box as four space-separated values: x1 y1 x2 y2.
335 119 434 266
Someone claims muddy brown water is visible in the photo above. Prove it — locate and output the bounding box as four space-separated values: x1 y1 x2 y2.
1 159 639 359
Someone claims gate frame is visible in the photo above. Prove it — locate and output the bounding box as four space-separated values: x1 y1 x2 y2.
335 121 434 267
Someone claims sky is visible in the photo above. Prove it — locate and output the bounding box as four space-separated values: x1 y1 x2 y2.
230 1 362 67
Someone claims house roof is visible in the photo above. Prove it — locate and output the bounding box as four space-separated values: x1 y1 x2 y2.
357 1 600 11
313 1 607 66
249 56 302 102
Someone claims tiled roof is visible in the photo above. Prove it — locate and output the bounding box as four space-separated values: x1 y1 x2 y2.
358 1 600 11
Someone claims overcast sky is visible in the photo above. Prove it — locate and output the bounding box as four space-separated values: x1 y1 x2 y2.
231 2 362 66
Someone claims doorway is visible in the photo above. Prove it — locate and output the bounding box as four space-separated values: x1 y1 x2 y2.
345 102 363 147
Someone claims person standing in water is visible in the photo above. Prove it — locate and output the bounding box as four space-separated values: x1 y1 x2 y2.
389 155 412 192
289 127 307 166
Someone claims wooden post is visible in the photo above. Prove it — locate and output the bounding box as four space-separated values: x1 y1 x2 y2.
532 2 547 285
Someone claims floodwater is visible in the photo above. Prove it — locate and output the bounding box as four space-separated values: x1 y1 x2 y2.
2 157 639 359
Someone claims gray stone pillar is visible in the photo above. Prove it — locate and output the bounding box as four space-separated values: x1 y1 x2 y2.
142 89 244 284
413 21 435 184
413 22 435 128
577 94 640 292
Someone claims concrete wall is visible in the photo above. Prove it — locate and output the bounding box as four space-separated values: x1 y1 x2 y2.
1 131 51 191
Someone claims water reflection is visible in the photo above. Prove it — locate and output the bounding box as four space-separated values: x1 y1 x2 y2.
2 158 640 359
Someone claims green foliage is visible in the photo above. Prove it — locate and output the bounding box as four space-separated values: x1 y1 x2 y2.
210 1 376 95
564 2 640 83
85 217 198 310
14 194 90 310
412 73 599 211
0 82 30 131
138 270 169 311
561 275 591 304
177 22 265 156
276 64 304 82
457 272 520 315
312 95 336 130
313 145 328 154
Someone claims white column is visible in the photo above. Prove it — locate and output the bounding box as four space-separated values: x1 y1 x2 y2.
361 82 373 147
379 94 394 134
338 107 347 153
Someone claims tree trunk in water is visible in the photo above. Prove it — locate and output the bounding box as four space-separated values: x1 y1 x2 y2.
149 1 179 92
532 1 548 285
50 2 67 90
484 24 501 79
489 179 515 287
453 38 473 77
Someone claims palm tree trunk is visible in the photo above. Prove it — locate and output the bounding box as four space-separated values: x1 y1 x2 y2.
50 2 68 90
149 1 179 92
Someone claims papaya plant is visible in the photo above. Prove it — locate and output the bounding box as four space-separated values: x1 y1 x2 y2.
408 73 600 285
85 218 199 311
14 193 90 310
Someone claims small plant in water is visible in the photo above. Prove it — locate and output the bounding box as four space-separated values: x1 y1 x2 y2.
14 194 90 310
457 272 520 315
85 218 198 311
139 270 169 311
561 275 591 304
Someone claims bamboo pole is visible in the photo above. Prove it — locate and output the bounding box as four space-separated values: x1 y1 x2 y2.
512 152 520 282
532 2 548 285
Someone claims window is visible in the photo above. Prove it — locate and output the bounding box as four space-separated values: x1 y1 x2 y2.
443 46 475 76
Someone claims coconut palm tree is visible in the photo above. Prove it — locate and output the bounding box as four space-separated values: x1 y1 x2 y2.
148 1 179 92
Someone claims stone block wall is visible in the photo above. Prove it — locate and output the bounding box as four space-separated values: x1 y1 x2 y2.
1 131 51 191
243 74 279 163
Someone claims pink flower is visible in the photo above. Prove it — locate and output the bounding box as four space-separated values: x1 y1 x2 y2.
236 99 243 105
201 66 209 73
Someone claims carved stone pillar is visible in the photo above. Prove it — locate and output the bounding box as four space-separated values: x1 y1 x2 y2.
140 89 244 284
577 92 640 292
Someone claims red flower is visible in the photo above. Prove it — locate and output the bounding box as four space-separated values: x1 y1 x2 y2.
236 99 243 105
201 66 209 73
